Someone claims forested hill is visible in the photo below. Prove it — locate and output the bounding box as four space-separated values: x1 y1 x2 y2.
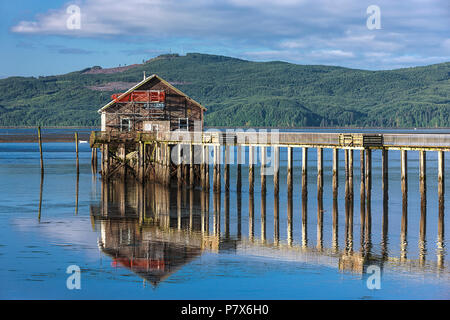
0 53 449 127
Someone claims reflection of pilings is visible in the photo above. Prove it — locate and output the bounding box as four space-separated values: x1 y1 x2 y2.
189 189 194 231
260 146 266 194
38 174 43 221
287 191 293 246
249 192 254 241
75 170 79 215
302 189 307 248
249 146 254 194
237 191 242 239
332 196 338 252
261 190 266 242
224 190 230 238
274 191 279 244
401 150 408 239
214 192 221 236
177 187 182 230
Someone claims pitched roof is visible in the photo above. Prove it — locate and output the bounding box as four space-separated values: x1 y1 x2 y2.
97 74 207 113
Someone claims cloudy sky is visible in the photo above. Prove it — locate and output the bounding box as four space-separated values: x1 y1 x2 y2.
1 0 449 77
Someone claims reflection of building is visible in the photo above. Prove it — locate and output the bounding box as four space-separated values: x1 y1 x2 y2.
90 180 448 285
90 181 236 286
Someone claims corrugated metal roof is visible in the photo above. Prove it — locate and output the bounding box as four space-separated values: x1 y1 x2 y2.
97 74 207 113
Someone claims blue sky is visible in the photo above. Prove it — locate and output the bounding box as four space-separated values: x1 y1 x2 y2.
1 0 449 78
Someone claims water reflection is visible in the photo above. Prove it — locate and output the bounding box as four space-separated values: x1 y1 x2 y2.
90 180 448 285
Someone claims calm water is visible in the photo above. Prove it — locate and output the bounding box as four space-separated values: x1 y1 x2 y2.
0 129 449 299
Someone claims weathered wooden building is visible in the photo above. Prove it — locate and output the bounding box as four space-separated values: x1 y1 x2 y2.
91 74 207 185
98 74 206 132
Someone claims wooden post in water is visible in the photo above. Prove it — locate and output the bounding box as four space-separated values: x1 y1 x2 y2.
201 145 206 190
365 149 372 240
302 147 308 196
438 151 445 235
273 146 280 195
236 146 242 193
348 149 354 237
401 150 408 237
419 150 427 238
287 146 293 195
189 144 195 188
260 146 266 194
332 148 338 199
38 126 44 175
249 146 254 194
205 145 210 191
360 149 366 234
224 145 230 191
317 148 323 196
274 191 279 244
214 145 221 193
75 132 79 174
177 144 182 188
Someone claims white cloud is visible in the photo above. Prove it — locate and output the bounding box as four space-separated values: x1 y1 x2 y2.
9 0 450 69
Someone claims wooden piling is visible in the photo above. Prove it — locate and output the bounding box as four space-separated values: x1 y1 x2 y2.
273 146 280 195
332 148 338 199
317 148 323 198
401 150 408 237
438 151 445 201
438 151 445 240
224 145 230 191
75 132 79 174
249 146 254 194
302 147 308 196
38 126 44 175
205 146 210 191
360 149 365 234
287 146 293 195
382 149 389 240
260 146 266 194
177 144 182 188
189 144 194 188
365 149 372 239
236 146 242 193
419 150 426 238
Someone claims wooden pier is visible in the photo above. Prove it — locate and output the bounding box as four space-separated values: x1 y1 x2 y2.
91 131 448 200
